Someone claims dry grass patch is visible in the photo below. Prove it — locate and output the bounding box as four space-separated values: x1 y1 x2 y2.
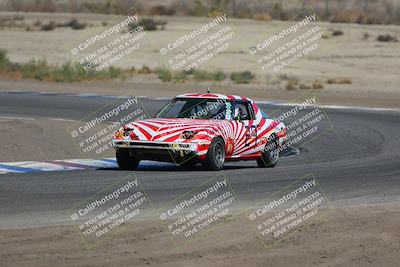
313 80 325 89
299 83 312 90
326 78 353 84
377 34 398 42
253 13 272 21
285 79 298 90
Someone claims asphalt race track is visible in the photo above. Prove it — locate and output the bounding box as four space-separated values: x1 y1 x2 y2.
0 92 399 228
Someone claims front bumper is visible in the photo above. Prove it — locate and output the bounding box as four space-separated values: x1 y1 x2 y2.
112 140 201 152
112 140 208 163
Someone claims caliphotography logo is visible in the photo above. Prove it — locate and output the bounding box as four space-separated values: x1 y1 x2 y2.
67 173 154 248
248 173 333 250
158 173 241 249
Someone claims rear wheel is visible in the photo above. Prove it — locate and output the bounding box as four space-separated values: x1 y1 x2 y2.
202 137 225 171
257 135 279 168
116 148 139 170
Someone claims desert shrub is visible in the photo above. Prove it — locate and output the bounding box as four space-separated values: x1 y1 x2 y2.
41 21 56 31
0 49 126 82
137 65 152 74
107 66 123 78
66 19 86 30
0 50 14 72
363 33 370 40
128 18 166 31
285 80 298 90
57 19 86 30
69 63 124 81
278 73 295 81
156 68 226 82
212 70 226 81
326 78 352 84
51 62 81 82
53 63 124 82
279 74 299 88
331 29 344 36
377 34 398 42
299 83 311 90
187 1 209 17
253 13 272 21
230 71 254 84
341 78 353 84
156 67 173 82
326 78 338 84
268 3 282 20
33 20 42 27
192 70 213 81
173 69 193 83
20 59 51 80
83 2 113 14
330 10 387 25
150 5 176 16
265 75 281 85
193 70 226 81
331 10 365 23
313 80 324 89
321 33 330 39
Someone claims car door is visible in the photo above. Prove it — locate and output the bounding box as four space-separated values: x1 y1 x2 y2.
232 100 258 156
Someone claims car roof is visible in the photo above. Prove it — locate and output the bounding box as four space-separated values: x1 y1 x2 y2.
176 93 253 102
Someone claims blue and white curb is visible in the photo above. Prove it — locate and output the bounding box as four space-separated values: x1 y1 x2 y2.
0 158 118 174
0 158 176 174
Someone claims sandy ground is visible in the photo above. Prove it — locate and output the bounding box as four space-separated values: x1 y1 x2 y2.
0 204 399 267
1 11 399 267
1 78 400 109
0 118 81 162
0 12 399 101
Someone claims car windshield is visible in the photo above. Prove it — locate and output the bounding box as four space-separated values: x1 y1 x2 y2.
157 98 232 120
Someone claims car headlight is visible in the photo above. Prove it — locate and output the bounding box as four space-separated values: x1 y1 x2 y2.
180 130 198 140
114 129 124 140
122 130 138 140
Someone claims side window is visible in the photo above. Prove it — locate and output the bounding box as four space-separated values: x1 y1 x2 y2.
261 109 269 119
234 102 254 121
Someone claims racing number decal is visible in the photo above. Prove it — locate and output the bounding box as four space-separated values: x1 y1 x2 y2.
245 124 258 147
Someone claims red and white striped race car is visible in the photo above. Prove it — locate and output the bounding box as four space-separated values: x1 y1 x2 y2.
112 93 286 170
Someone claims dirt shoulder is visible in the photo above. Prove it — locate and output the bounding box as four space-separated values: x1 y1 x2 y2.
0 117 81 162
1 78 400 109
0 203 399 267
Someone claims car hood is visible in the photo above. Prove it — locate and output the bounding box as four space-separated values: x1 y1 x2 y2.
120 118 229 142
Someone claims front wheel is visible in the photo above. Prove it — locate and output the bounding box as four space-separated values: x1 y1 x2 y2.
202 138 225 171
257 136 279 168
116 148 139 170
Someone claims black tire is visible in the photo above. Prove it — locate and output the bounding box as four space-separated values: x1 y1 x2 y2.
116 148 139 170
257 135 279 168
202 137 225 171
